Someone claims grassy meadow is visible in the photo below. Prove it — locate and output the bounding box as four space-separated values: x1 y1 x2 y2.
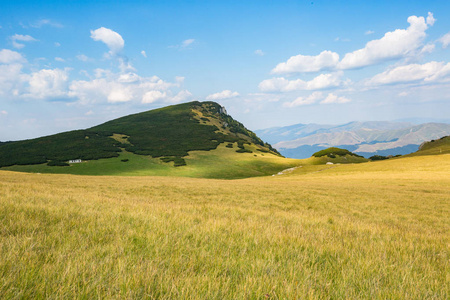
0 154 449 298
1 143 300 179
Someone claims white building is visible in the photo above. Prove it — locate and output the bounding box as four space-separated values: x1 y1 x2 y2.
69 159 82 163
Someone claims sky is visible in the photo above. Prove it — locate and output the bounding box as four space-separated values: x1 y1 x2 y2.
1 0 450 141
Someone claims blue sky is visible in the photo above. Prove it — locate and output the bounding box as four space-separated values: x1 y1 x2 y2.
1 0 450 140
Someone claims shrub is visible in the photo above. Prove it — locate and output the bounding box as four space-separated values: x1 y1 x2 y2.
313 147 363 158
236 148 253 154
47 160 69 167
121 159 129 162
369 155 388 161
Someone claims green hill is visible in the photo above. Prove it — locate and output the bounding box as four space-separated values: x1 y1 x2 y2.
406 135 450 157
0 101 299 178
307 147 368 164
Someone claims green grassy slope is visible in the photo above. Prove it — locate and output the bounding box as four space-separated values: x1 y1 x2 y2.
2 143 299 179
406 135 450 157
0 101 297 178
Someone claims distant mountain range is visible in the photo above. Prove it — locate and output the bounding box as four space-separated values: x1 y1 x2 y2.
255 121 450 158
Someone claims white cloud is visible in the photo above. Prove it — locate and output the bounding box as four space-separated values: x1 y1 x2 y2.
259 72 344 92
55 57 65 62
0 49 25 64
439 32 450 48
254 49 265 56
1 110 7 115
54 42 61 47
76 54 89 62
30 19 63 28
170 90 192 103
206 90 239 100
11 34 37 49
420 43 435 55
339 13 434 69
141 50 147 58
181 39 195 48
335 37 350 42
27 68 70 99
365 30 375 35
272 50 339 74
283 92 323 107
69 72 186 105
320 93 351 104
368 61 450 85
118 72 140 83
170 39 196 50
0 64 24 97
85 110 94 116
426 12 436 26
107 87 133 103
90 27 124 55
175 76 185 84
142 90 167 103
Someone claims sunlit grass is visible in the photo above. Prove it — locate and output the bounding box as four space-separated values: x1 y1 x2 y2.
1 143 300 179
0 154 448 298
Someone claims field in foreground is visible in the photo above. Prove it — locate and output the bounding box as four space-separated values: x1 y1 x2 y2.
0 155 449 298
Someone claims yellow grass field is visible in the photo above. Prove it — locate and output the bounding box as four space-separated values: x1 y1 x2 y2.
0 155 449 298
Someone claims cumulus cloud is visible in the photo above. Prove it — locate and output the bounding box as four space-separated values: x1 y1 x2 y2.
26 68 70 99
283 92 323 107
55 57 65 62
107 87 133 103
439 32 450 48
206 90 239 100
141 50 147 58
320 93 351 104
0 49 25 64
170 90 192 103
368 61 450 85
338 13 434 69
426 12 436 26
259 72 344 92
0 63 24 97
90 27 124 55
142 90 167 103
69 71 190 105
268 12 436 78
11 34 37 49
272 50 340 74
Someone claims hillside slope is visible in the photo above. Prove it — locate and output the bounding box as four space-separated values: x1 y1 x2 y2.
0 101 297 178
405 136 450 157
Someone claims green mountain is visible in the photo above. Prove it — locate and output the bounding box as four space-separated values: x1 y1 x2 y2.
0 101 298 178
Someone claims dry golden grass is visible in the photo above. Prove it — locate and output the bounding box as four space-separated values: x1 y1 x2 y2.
0 155 449 298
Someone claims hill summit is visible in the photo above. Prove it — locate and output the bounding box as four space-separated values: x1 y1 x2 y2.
0 101 295 178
